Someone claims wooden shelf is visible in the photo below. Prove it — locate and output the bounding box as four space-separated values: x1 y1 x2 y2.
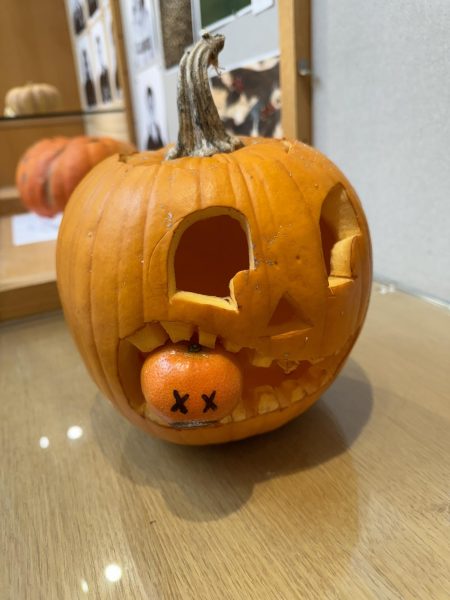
0 186 26 217
0 214 60 321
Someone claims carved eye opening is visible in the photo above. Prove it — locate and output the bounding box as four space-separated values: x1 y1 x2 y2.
169 206 253 310
319 184 362 281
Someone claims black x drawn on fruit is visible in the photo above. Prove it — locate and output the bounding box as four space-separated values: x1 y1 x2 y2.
171 390 189 414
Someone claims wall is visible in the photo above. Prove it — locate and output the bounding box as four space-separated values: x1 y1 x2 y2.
0 0 80 112
313 0 450 302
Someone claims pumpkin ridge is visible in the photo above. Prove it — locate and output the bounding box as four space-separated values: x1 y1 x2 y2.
117 163 159 338
242 151 284 320
88 171 130 403
226 152 277 325
72 164 126 399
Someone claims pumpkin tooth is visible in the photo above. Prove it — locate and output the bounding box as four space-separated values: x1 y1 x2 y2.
219 415 233 424
231 404 247 422
255 386 279 414
160 320 195 343
291 384 307 403
276 359 300 374
303 379 319 395
223 340 242 353
274 386 291 409
198 330 217 348
126 323 168 352
279 379 304 404
250 352 273 368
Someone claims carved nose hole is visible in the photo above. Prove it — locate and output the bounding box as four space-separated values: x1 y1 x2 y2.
267 294 312 334
173 209 251 298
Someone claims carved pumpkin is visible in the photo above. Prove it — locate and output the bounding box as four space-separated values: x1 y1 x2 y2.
57 35 372 445
4 82 62 117
16 136 136 217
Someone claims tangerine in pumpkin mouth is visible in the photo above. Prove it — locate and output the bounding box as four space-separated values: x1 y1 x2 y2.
140 342 243 428
56 33 372 445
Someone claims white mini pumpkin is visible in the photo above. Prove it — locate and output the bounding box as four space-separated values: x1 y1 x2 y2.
4 83 62 117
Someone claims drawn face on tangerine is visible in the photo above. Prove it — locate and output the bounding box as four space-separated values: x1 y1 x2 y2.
140 343 243 426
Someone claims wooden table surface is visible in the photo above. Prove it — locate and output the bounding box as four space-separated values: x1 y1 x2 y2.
1 284 449 599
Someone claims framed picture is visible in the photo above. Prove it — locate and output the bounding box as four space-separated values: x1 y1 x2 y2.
86 0 100 19
121 0 158 72
90 19 113 104
135 66 168 150
104 5 122 98
70 0 87 35
76 34 98 108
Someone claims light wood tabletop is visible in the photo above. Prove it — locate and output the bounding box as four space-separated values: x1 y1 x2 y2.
1 284 449 599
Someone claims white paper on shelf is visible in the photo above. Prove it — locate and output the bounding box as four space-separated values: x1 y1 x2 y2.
11 212 63 246
252 0 274 15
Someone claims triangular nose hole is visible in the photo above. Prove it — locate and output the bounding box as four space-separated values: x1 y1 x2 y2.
267 294 312 333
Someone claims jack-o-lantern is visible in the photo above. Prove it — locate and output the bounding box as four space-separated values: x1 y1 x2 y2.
57 35 372 445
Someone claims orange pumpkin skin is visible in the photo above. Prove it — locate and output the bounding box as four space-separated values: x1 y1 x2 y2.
16 135 135 217
56 136 372 445
141 343 243 425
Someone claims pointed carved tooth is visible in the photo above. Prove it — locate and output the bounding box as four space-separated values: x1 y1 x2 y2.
279 380 297 403
304 379 319 395
255 386 279 414
198 330 217 348
160 320 194 343
291 384 306 403
274 387 291 409
277 359 300 374
232 404 246 422
309 365 327 379
223 340 242 353
144 406 167 426
126 323 168 352
250 352 273 368
219 415 233 424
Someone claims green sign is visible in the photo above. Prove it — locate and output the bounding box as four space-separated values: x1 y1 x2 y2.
200 0 251 28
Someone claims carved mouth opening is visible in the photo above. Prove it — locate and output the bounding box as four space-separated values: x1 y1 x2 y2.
119 327 332 428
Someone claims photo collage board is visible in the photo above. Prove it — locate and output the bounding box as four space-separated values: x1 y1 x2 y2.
66 0 123 111
119 0 168 151
117 0 278 148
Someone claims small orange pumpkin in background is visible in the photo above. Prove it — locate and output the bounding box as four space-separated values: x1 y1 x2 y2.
57 35 372 445
16 135 135 217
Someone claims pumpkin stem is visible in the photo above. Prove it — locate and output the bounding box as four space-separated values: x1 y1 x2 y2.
166 33 243 160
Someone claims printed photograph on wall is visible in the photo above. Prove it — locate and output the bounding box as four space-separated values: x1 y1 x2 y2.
76 34 97 108
87 0 99 19
210 56 281 138
135 66 167 150
90 19 113 104
104 5 122 98
127 0 158 71
71 0 86 34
